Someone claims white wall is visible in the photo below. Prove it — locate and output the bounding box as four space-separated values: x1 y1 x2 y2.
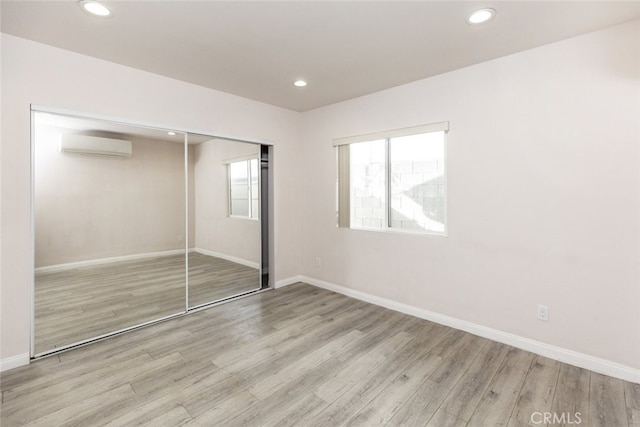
301 21 640 371
193 139 260 265
34 126 189 267
0 34 302 362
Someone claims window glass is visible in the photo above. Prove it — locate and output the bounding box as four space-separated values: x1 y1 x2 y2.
389 131 445 233
350 139 386 230
230 161 249 217
250 159 259 219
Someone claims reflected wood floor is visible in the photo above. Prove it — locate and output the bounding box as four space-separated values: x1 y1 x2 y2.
35 252 259 354
4 284 639 426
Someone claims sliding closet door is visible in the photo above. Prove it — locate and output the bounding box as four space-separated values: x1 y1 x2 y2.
187 137 262 308
32 112 187 355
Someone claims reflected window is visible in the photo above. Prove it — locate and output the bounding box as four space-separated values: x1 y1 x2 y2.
229 158 259 219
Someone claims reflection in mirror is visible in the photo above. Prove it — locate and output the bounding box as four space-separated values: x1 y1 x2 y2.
33 111 188 355
188 138 261 308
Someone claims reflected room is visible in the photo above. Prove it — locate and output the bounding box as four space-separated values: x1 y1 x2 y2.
188 137 261 309
32 112 264 355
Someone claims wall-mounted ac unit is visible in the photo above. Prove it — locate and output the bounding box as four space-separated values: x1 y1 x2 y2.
59 134 132 158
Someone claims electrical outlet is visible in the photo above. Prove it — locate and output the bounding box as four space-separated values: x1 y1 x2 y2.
537 305 549 321
316 257 322 268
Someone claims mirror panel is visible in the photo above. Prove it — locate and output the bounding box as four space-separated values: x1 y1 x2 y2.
188 138 261 308
33 112 187 354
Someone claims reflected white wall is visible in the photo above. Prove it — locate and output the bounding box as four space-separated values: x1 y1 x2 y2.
193 139 260 265
34 124 189 267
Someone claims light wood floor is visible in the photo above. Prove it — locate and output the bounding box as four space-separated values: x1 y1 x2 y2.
4 283 638 426
35 252 259 354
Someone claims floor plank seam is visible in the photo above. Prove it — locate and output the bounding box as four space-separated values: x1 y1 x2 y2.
507 354 536 426
546 361 562 427
424 340 489 426
181 403 196 420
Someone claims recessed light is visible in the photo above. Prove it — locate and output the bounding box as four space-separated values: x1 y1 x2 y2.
467 8 496 24
79 1 111 17
168 132 176 136
294 80 307 87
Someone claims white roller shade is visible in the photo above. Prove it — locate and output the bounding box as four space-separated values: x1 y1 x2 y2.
333 121 449 147
337 145 350 228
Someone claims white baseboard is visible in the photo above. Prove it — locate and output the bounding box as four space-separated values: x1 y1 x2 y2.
298 275 640 384
193 248 259 269
35 249 186 273
0 353 30 372
275 275 304 289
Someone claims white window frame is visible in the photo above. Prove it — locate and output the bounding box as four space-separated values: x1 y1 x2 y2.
334 122 448 236
226 155 259 221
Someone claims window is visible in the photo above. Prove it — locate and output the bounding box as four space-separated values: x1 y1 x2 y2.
228 158 259 219
336 122 448 235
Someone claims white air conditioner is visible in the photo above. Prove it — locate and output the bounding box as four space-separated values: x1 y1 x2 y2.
59 134 132 158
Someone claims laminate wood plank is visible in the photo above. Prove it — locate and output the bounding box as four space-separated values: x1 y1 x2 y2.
589 372 629 427
169 321 280 363
466 348 534 427
508 356 561 427
0 353 62 392
311 330 482 427
103 395 189 426
262 392 330 427
386 333 488 426
181 332 358 419
27 383 136 427
140 405 193 426
2 349 154 402
269 293 344 329
221 347 282 375
425 408 472 427
210 314 325 368
549 364 590 427
336 312 420 364
2 352 184 425
314 330 415 403
133 359 246 419
129 359 219 396
186 390 259 426
250 329 365 400
222 330 380 427
344 348 445 425
624 381 640 427
427 340 509 425
231 309 417 425
55 322 186 364
227 312 414 427
269 308 367 355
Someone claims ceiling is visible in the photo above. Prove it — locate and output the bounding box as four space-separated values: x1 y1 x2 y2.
3 1 640 112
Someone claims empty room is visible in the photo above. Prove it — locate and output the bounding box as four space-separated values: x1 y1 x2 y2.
1 1 639 426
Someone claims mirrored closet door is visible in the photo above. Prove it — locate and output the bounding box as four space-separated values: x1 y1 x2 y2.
188 137 262 308
32 110 267 357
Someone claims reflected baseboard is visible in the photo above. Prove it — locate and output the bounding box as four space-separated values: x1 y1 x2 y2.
35 249 187 273
192 248 259 269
